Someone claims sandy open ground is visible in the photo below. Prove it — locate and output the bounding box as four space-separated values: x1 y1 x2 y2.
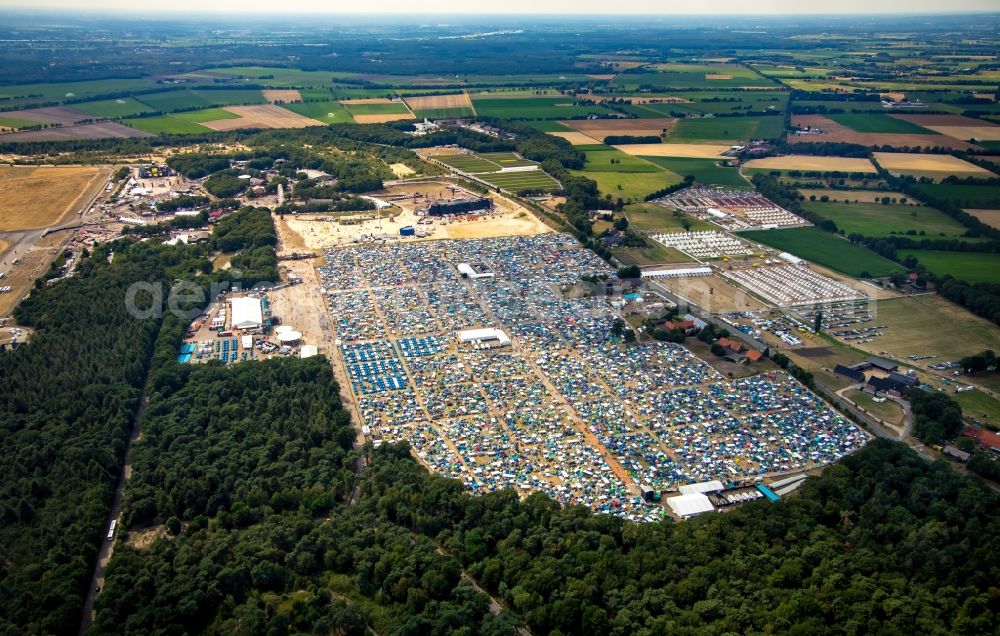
744 155 878 173
548 131 601 145
262 89 302 103
403 93 474 112
0 165 111 231
655 273 771 313
966 209 1000 229
201 105 324 130
351 113 417 124
389 163 416 177
873 152 994 176
612 143 730 158
563 117 676 140
282 182 550 250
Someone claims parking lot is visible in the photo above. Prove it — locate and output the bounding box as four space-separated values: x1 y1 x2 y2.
319 234 869 520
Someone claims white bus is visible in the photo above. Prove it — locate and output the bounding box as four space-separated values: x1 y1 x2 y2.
107 519 117 541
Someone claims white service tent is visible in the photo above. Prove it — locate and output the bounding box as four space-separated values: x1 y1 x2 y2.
666 493 715 519
678 480 725 496
230 297 263 330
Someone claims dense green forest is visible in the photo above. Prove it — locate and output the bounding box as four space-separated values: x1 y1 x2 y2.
0 242 183 635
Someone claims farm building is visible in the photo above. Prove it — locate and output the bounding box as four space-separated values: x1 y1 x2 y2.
230 297 264 330
834 364 866 382
666 493 715 520
426 197 493 216
866 357 898 372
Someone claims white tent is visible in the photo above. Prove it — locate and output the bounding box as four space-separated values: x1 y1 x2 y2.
299 344 319 358
230 297 263 330
666 493 715 520
678 480 725 495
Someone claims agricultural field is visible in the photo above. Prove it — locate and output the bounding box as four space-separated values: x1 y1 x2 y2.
475 169 561 192
261 89 302 103
279 100 353 124
890 114 1000 142
0 115 37 130
0 78 162 108
624 202 717 233
666 116 780 143
613 64 777 89
612 143 730 158
561 118 676 142
790 115 976 150
639 157 751 188
122 115 213 135
573 169 680 202
71 97 155 119
0 166 112 231
470 96 612 119
742 227 903 277
135 89 266 112
874 153 996 180
896 250 1000 284
802 200 969 238
966 209 1000 229
872 294 1000 362
580 146 667 173
911 183 1000 208
743 155 878 173
613 242 694 266
200 105 325 131
796 189 910 204
340 99 414 123
826 113 937 134
403 93 476 119
0 122 153 141
433 153 509 173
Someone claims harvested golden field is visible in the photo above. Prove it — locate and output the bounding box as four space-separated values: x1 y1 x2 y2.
403 93 474 111
890 114 990 127
564 117 676 140
586 74 617 80
351 113 416 124
873 152 994 176
744 155 878 173
389 163 416 177
548 131 600 145
612 143 729 158
0 165 111 231
967 209 1000 229
796 189 912 203
706 74 734 80
925 126 1000 141
262 89 302 103
202 105 324 130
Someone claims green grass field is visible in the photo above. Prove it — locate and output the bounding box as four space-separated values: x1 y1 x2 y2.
434 154 505 173
952 388 1000 429
71 97 155 119
613 242 695 266
667 117 776 143
479 152 537 168
121 116 213 135
172 108 240 123
873 294 1000 363
572 170 681 202
476 170 561 192
581 147 663 173
913 183 1000 208
525 120 574 132
341 101 412 116
0 78 163 108
470 96 612 119
136 89 265 112
802 201 969 237
896 250 1000 283
624 202 717 233
827 114 937 134
742 227 903 277
640 157 752 188
0 115 38 129
280 100 352 123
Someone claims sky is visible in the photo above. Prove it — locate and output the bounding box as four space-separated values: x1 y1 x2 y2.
0 0 997 14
